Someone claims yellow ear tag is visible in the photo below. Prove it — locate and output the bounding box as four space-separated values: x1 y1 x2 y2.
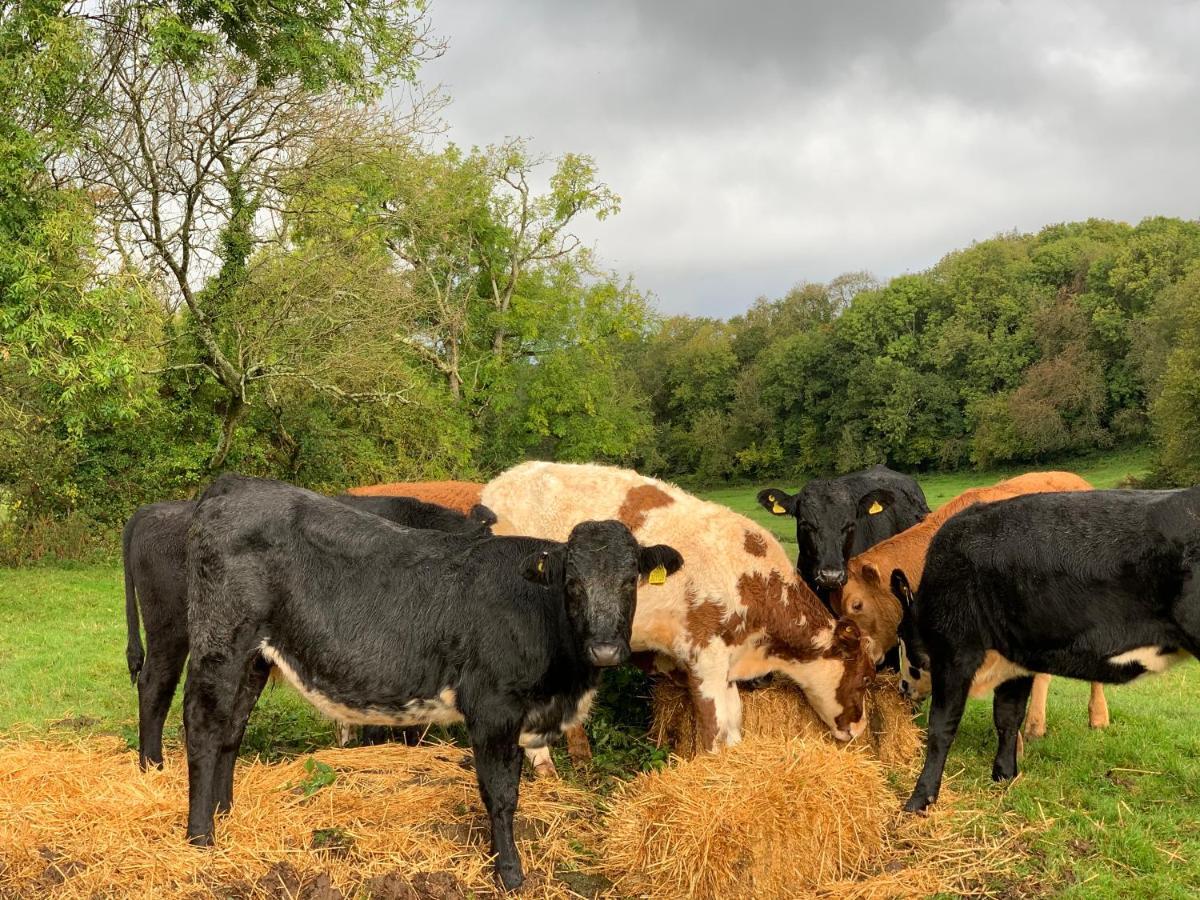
770 496 786 514
868 501 884 515
648 565 667 585
537 557 545 573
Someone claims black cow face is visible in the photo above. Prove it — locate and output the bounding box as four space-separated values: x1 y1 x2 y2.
759 482 895 590
523 520 683 667
890 569 931 700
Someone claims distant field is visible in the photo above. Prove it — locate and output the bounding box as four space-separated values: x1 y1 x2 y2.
698 445 1155 545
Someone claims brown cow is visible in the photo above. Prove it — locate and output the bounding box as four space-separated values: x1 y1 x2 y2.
482 461 876 772
836 471 1109 737
347 480 485 515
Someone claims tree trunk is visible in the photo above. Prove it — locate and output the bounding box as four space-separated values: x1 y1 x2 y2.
210 395 248 471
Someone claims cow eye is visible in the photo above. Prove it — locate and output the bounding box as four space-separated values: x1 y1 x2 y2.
851 600 863 612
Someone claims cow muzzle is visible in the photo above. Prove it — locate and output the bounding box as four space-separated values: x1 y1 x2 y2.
815 568 847 589
832 716 868 742
586 642 629 668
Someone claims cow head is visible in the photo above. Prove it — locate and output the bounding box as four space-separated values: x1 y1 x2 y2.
832 560 905 664
763 615 874 743
758 481 895 591
890 569 931 700
522 520 683 668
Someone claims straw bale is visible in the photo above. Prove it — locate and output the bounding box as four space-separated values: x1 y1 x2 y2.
596 736 894 898
651 673 923 768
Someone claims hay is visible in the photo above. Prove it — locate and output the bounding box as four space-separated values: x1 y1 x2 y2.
651 674 923 768
0 728 1027 900
596 737 894 898
594 737 1029 900
0 737 595 899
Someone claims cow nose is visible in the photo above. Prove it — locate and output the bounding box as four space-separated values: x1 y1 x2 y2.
587 642 627 668
816 569 846 588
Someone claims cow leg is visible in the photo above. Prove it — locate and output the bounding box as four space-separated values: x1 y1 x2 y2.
137 635 188 770
905 649 982 814
184 655 237 845
214 655 271 815
992 675 1034 782
1022 673 1050 740
564 725 593 765
469 725 524 891
687 650 737 752
1088 682 1110 728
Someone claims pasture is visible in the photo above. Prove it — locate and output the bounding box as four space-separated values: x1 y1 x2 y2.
3 446 1198 897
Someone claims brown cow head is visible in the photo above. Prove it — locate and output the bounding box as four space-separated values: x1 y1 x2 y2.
833 560 905 664
773 617 874 742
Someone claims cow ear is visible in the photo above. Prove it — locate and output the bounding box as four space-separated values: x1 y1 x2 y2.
860 562 881 586
638 544 684 578
757 488 796 517
469 503 498 528
834 617 862 649
857 488 895 517
890 568 914 612
522 547 563 585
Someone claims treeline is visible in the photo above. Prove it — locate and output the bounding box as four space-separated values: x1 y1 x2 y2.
634 218 1200 483
3 3 1200 563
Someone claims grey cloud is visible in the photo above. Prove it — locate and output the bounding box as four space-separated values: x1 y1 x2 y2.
414 0 1200 315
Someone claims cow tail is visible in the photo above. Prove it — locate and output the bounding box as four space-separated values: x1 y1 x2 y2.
123 517 144 686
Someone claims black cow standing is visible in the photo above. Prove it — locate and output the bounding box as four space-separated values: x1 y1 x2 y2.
182 475 682 891
758 464 930 595
894 487 1200 814
123 493 495 769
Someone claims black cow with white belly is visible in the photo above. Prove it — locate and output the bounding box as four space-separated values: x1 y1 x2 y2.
894 487 1200 815
182 475 682 891
123 492 495 769
758 464 930 596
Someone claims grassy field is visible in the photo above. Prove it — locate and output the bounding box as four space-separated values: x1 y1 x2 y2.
1 445 1193 897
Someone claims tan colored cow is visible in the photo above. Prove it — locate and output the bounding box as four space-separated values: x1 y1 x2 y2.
347 480 484 514
837 471 1109 737
482 461 876 766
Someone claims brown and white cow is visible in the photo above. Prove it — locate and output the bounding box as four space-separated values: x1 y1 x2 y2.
836 471 1109 737
482 461 876 762
347 480 485 515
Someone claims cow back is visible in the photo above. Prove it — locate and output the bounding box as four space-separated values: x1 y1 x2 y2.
345 480 485 515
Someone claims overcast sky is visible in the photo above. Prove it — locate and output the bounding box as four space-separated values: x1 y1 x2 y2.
417 0 1200 318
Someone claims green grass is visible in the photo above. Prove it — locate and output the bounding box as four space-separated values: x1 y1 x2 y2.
0 565 338 755
0 445 1187 897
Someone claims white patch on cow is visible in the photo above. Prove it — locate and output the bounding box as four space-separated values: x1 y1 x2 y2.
562 689 596 730
259 640 463 727
969 653 1032 698
1108 646 1188 676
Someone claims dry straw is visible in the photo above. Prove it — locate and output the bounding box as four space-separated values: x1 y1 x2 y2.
0 684 1024 899
595 736 894 898
650 673 924 769
0 737 594 899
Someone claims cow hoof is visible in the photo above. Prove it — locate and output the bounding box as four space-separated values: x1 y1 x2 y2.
533 760 558 779
186 831 214 848
991 763 1018 782
1022 722 1046 740
903 793 933 814
1089 715 1110 729
496 863 524 892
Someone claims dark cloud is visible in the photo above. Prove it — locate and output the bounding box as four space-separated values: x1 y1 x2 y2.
416 0 1200 315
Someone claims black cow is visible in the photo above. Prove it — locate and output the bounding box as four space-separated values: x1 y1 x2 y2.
182 475 683 891
758 464 930 594
894 487 1200 815
123 492 495 769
